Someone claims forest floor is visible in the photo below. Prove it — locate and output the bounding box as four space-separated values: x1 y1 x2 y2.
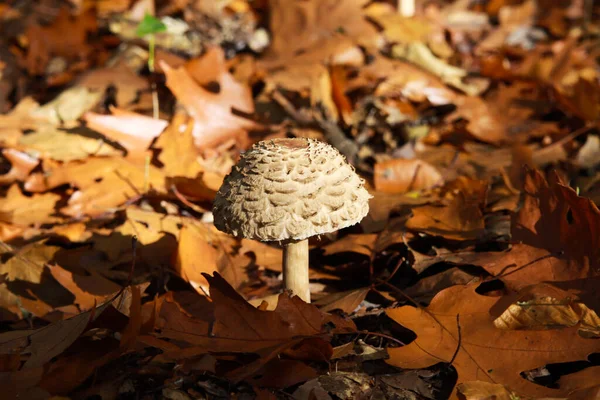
0 0 599 399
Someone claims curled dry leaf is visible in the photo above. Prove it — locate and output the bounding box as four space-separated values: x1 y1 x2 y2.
494 294 600 337
161 52 259 153
374 158 443 194
84 108 168 160
386 283 600 398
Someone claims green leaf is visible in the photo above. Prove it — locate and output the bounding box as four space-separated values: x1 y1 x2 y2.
135 14 167 37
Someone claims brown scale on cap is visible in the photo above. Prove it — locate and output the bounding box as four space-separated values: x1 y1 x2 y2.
213 137 372 242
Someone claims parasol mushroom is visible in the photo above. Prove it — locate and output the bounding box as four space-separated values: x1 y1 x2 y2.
212 138 371 303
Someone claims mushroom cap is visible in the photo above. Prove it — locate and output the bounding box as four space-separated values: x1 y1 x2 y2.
213 138 372 242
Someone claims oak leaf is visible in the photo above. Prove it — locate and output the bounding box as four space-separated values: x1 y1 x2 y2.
161 48 259 152
155 273 355 381
84 108 168 160
477 168 600 310
386 283 600 398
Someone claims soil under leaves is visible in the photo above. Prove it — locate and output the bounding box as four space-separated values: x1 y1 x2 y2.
0 1 599 399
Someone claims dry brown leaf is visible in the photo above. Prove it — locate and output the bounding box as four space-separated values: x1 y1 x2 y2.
476 168 600 309
31 86 103 126
23 8 97 75
260 0 378 69
314 288 370 313
175 224 220 295
558 366 600 400
155 273 354 377
24 158 164 217
0 98 44 146
161 48 259 153
154 113 203 178
0 242 70 320
365 3 433 44
48 264 121 312
374 159 443 194
0 185 60 226
77 64 149 107
240 239 282 272
386 284 600 398
456 381 514 400
321 234 378 258
0 149 38 184
405 177 488 240
494 294 600 336
84 108 167 160
18 127 121 162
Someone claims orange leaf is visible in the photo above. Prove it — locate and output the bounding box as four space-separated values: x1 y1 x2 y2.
386 284 600 398
84 108 168 160
161 48 260 152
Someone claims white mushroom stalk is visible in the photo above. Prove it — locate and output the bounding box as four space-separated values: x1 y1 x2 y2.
212 138 372 303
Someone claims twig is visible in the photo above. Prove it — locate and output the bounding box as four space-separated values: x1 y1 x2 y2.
271 90 360 164
359 330 405 346
448 314 461 364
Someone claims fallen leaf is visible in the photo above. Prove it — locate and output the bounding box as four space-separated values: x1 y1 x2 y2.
31 86 103 126
154 112 203 178
155 273 355 371
260 0 378 69
0 185 60 226
0 149 38 184
23 8 97 75
84 108 168 160
240 239 282 271
374 159 443 194
0 242 69 319
161 49 259 152
386 284 600 398
405 177 488 240
314 288 370 313
175 224 220 295
477 168 600 308
456 381 514 400
18 127 121 161
77 64 149 106
48 265 121 312
558 366 600 400
24 158 165 217
321 234 378 258
0 299 110 369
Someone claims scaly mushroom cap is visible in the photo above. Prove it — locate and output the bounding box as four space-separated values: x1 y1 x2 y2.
213 138 371 242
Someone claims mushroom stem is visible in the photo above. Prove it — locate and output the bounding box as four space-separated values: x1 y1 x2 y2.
282 239 310 302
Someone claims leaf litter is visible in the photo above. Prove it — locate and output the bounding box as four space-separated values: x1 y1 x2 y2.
0 1 599 399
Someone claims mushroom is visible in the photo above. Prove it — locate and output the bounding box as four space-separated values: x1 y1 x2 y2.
212 138 371 303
